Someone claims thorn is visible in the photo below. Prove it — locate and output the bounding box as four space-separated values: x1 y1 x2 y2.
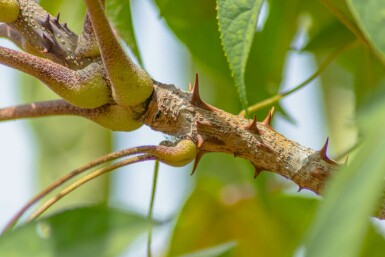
190 151 207 175
297 186 304 192
320 137 329 158
196 134 204 148
42 33 54 52
317 137 337 164
190 73 217 112
263 106 275 128
63 23 71 33
188 82 193 92
252 164 263 178
243 115 260 134
53 13 61 28
43 15 53 33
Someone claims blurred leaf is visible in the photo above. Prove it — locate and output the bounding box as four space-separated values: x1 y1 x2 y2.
304 99 385 257
106 0 143 65
0 206 149 257
153 0 242 113
217 0 263 110
245 0 301 116
359 222 385 257
319 0 365 42
347 0 385 62
304 20 355 53
178 241 236 257
268 195 319 251
154 0 231 80
334 45 385 107
168 179 290 257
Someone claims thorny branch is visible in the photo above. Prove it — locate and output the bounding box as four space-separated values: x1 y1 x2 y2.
0 0 384 222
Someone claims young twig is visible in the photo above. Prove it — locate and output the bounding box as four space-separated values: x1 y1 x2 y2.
239 41 358 116
2 140 197 233
1 147 154 233
28 154 156 222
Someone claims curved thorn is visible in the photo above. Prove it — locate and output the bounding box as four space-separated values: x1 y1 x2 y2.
63 23 70 32
252 164 263 178
319 137 333 163
191 151 207 175
263 106 275 128
55 13 60 22
43 15 53 33
196 134 204 148
190 73 217 111
243 115 259 134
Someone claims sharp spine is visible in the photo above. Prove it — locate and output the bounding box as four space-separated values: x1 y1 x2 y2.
243 115 260 134
42 33 54 52
43 15 53 33
190 73 217 111
253 164 263 178
196 134 204 148
263 106 275 128
191 151 207 175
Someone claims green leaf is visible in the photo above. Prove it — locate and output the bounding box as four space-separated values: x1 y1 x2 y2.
304 99 385 257
320 0 365 43
0 206 149 257
217 0 263 110
347 0 385 62
178 241 237 257
153 0 242 113
168 180 290 257
244 0 301 115
106 0 143 65
154 0 231 80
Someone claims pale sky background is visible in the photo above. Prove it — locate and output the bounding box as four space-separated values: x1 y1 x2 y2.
0 0 350 256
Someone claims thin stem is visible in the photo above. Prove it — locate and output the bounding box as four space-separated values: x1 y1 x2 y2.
28 154 156 222
239 41 358 116
0 100 91 122
2 145 157 234
147 160 160 257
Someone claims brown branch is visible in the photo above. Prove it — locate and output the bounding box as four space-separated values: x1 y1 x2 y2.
142 83 347 202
